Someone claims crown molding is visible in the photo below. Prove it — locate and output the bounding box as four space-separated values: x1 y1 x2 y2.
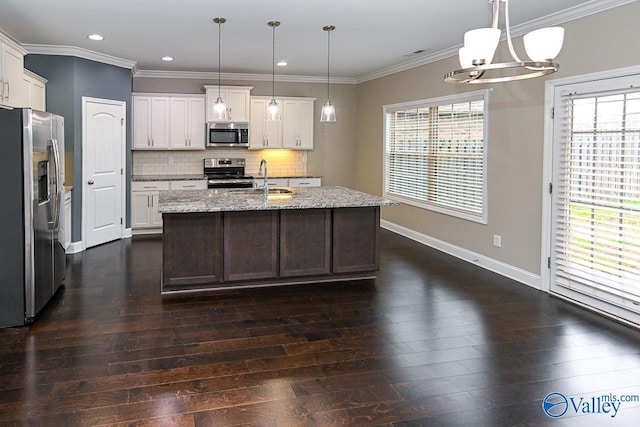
133 69 357 84
357 0 637 83
23 44 137 70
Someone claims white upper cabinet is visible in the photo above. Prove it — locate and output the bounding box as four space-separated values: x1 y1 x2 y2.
169 96 205 150
133 94 205 150
204 85 252 123
250 96 315 150
133 95 170 149
249 97 282 149
22 70 47 111
0 35 27 108
282 98 315 150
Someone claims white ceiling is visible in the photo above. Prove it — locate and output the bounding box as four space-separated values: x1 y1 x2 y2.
0 0 627 81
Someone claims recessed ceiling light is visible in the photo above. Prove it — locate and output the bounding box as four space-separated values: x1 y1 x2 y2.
87 34 104 41
277 60 287 67
162 56 174 62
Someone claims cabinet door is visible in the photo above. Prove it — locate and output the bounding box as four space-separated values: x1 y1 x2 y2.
30 78 46 111
131 192 152 228
169 97 189 149
249 98 282 149
333 207 380 273
150 97 170 148
282 100 314 150
150 192 163 227
280 209 331 277
1 42 25 107
226 89 250 122
163 213 223 290
281 100 299 149
223 211 279 281
133 97 152 149
187 97 205 149
296 100 314 149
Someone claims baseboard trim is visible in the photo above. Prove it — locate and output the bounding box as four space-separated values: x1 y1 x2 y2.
66 240 85 254
381 220 542 291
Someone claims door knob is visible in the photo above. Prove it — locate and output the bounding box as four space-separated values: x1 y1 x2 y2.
88 180 94 185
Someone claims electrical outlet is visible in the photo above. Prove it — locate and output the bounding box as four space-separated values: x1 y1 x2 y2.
168 156 174 165
493 234 502 248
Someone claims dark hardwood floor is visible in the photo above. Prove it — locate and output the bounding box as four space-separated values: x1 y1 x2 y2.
1 230 639 426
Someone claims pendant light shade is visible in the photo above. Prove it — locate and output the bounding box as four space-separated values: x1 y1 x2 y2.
212 17 229 121
267 21 281 121
320 25 336 123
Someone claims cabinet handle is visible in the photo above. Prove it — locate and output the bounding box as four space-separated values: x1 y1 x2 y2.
147 137 151 147
228 107 231 120
88 180 94 185
143 185 157 189
5 81 9 100
188 137 191 146
0 79 4 99
182 185 196 188
147 195 150 208
152 138 155 146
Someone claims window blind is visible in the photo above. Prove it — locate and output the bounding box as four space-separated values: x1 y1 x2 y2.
384 93 487 223
554 88 640 312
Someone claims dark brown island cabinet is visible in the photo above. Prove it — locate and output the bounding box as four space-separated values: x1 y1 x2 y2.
161 206 381 293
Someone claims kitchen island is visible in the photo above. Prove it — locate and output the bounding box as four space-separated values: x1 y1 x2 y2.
158 186 397 293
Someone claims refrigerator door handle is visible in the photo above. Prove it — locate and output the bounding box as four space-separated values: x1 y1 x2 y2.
49 138 62 228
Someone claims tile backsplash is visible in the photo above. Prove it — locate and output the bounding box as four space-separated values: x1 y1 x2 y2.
132 149 308 176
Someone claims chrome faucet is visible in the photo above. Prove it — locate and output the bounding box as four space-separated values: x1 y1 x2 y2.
258 158 268 197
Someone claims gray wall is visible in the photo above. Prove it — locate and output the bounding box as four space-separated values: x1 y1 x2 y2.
24 55 132 241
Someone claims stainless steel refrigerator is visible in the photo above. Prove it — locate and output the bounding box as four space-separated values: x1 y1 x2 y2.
0 108 65 328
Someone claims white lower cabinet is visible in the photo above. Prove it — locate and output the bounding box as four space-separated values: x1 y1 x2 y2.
170 180 207 191
288 177 322 187
132 180 207 234
131 181 169 233
62 190 72 251
255 177 322 188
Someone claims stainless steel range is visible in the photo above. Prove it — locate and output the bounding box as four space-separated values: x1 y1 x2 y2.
204 158 254 189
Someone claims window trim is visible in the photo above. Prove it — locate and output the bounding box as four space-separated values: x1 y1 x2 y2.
382 90 490 224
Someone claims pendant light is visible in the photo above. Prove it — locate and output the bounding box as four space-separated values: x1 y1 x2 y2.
445 0 564 84
320 25 336 123
267 21 281 121
212 17 229 121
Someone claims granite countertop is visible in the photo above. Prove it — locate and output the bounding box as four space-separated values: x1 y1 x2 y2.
131 174 207 182
158 186 398 214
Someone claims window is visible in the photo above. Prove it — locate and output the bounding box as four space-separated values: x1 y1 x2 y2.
383 91 489 223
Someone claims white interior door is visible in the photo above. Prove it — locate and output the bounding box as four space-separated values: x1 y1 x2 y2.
83 97 125 248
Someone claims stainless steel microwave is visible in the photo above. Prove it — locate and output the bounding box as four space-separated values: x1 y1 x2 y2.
207 122 249 147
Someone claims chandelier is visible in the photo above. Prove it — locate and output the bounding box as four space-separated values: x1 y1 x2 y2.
445 0 564 84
